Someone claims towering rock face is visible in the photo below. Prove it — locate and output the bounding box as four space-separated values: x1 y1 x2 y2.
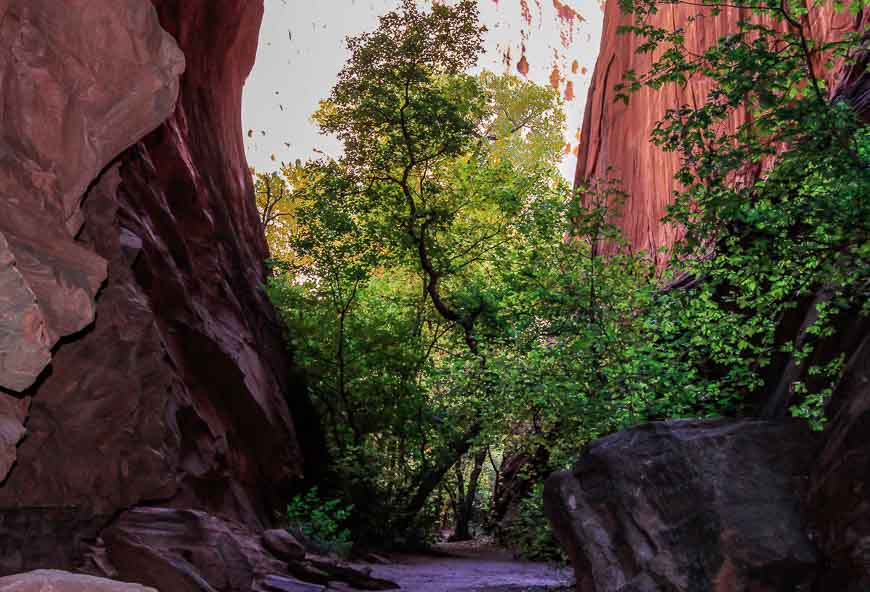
0 0 307 577
573 1 866 263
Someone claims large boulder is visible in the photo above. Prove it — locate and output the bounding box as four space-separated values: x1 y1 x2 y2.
0 570 156 592
544 419 819 592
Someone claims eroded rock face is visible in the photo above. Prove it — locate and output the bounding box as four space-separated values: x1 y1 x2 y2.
103 508 288 592
0 0 183 484
0 0 184 393
574 1 867 264
544 419 819 592
0 394 28 484
0 0 312 577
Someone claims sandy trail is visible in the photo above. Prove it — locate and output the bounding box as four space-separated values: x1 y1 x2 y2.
357 542 572 592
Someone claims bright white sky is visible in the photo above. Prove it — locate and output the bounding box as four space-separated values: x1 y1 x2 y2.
242 0 604 180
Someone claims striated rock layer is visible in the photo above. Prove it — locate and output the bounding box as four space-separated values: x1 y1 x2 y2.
0 0 318 580
99 508 397 592
573 0 867 264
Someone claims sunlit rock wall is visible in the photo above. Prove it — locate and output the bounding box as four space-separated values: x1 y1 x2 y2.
573 1 867 264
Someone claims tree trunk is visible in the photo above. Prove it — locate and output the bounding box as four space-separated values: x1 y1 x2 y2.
450 448 487 541
392 421 482 536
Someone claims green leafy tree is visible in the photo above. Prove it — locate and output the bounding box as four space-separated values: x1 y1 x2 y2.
262 0 870 551
255 162 308 263
268 0 569 543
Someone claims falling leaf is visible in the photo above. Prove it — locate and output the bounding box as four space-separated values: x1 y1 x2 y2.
517 55 530 77
501 45 512 69
520 0 533 25
552 0 586 48
549 65 561 90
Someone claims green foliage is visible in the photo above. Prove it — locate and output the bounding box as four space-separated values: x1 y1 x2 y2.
613 0 870 428
484 181 731 465
501 484 564 562
267 0 569 545
262 0 868 551
286 487 354 557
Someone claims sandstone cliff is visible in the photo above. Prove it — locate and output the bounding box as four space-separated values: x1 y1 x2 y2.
574 0 867 264
0 0 310 578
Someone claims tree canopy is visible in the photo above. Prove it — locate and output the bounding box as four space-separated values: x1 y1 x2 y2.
257 0 869 555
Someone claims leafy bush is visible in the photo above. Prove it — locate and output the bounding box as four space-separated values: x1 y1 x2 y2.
286 487 354 557
503 484 564 562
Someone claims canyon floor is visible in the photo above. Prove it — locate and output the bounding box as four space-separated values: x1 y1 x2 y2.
357 542 572 592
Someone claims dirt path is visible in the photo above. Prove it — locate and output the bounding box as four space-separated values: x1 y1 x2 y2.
357 542 573 592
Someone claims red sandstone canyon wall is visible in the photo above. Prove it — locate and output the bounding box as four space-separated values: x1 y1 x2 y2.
574 1 868 263
0 0 311 575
